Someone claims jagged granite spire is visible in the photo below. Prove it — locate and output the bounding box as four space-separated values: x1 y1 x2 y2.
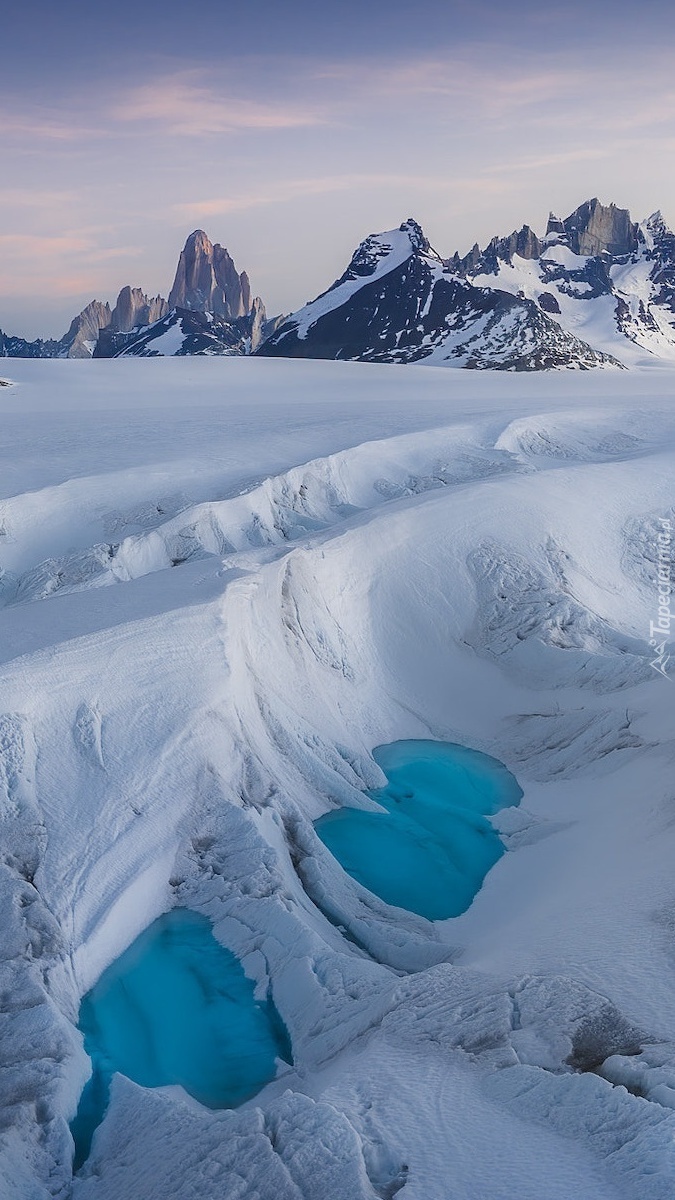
546 212 566 237
110 287 168 333
59 300 112 358
448 226 541 277
168 230 251 318
560 199 638 257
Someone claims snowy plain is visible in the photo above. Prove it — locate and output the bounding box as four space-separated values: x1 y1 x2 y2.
1 356 675 1199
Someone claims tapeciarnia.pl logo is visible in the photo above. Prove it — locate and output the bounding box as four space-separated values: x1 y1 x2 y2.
649 516 673 679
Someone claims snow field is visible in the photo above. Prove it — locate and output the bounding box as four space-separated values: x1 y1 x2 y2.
1 358 675 1198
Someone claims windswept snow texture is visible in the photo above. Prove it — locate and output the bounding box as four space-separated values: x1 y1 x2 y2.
1 358 675 1200
315 740 522 919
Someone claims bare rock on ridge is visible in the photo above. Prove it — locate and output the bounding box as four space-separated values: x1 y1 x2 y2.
60 300 112 359
557 198 638 257
449 225 543 275
168 230 251 319
110 287 168 334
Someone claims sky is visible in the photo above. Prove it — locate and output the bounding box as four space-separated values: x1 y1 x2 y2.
2 0 675 338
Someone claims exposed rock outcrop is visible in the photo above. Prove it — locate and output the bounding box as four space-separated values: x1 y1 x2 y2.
110 287 168 334
451 225 543 276
452 202 638 278
2 301 114 360
560 198 638 257
546 212 566 237
250 297 268 353
94 303 268 358
445 198 675 364
0 330 60 358
60 300 112 358
257 218 619 370
168 230 251 319
3 203 673 367
643 211 675 315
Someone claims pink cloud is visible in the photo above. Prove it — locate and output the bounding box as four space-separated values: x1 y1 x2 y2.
113 72 325 135
0 113 94 141
313 49 675 126
0 233 93 256
0 188 79 208
0 234 141 300
172 171 518 229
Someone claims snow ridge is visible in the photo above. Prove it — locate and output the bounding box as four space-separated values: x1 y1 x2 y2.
1 360 675 1199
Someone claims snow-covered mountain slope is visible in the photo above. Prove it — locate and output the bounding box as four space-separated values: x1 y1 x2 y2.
93 300 271 358
452 199 675 367
1 358 675 1200
257 219 619 370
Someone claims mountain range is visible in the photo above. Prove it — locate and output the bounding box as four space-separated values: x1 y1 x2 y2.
2 199 675 369
0 231 271 361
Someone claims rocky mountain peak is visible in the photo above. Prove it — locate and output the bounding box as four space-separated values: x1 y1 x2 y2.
546 212 565 237
643 210 671 244
510 224 542 260
110 286 168 334
61 300 112 359
560 198 638 257
447 224 542 277
168 230 252 319
399 218 431 254
449 199 645 280
188 229 212 252
238 269 252 316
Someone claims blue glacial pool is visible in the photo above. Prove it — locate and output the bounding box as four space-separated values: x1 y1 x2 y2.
315 739 523 921
70 909 291 1170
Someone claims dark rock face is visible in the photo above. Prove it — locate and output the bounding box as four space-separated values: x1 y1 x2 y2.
0 330 60 358
257 220 618 371
335 217 431 285
450 225 542 276
538 292 561 314
260 251 445 363
509 224 543 261
546 212 566 237
94 303 268 358
560 198 638 257
644 211 675 316
538 252 614 300
168 230 251 318
4 203 673 367
456 200 638 279
447 241 481 275
444 197 675 363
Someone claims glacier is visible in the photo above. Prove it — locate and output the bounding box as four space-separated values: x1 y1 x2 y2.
1 356 675 1199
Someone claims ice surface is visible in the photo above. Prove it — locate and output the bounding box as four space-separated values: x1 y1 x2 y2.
1 358 675 1199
